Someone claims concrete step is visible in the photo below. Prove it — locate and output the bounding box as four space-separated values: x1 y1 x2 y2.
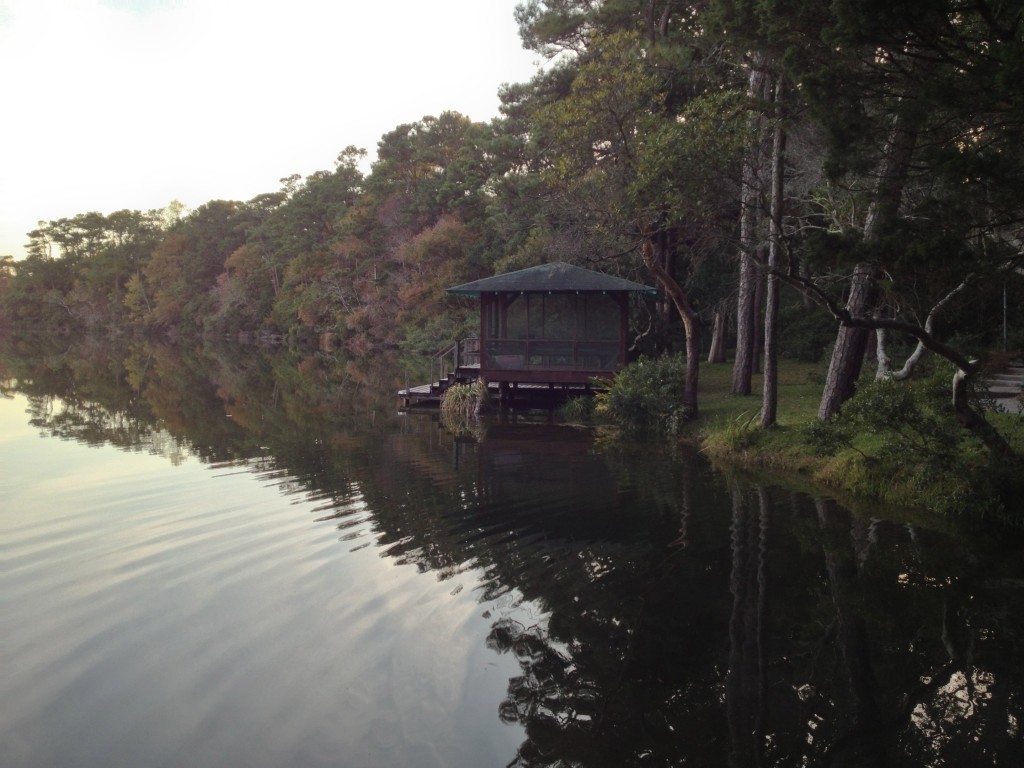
982 362 1024 412
989 390 1021 398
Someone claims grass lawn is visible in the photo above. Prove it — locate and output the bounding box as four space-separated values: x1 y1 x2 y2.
686 359 822 434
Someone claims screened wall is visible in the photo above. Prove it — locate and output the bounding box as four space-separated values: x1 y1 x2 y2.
481 291 625 375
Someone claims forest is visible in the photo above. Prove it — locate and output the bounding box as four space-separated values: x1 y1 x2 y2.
2 0 1023 439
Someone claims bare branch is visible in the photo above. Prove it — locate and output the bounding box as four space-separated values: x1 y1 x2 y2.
774 268 978 374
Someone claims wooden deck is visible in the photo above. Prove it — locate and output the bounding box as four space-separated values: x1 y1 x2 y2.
398 365 594 409
398 337 601 410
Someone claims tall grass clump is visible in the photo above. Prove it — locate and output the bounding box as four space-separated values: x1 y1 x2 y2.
440 378 489 432
559 394 596 423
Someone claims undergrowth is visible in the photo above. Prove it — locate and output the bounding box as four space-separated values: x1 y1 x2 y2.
604 356 1024 525
593 354 691 437
559 395 596 423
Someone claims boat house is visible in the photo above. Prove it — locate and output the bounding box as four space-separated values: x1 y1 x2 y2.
449 260 656 384
400 262 656 407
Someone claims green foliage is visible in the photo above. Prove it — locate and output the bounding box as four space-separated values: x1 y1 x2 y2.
138 201 250 332
810 367 962 467
558 394 595 423
714 410 764 452
595 354 690 437
3 209 164 332
440 379 490 434
778 298 836 363
801 415 855 458
804 364 1024 519
6 0 1024 429
631 87 748 221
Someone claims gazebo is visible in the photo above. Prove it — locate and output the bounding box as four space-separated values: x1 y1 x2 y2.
445 261 656 387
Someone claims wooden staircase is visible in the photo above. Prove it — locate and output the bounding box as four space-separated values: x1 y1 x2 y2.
398 364 483 407
398 338 481 407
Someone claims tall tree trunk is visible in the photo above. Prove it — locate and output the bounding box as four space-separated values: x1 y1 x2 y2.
707 303 728 364
734 253 758 395
818 107 920 420
817 265 881 419
644 0 674 44
753 246 765 375
733 55 771 396
762 77 786 428
661 229 677 351
641 234 700 416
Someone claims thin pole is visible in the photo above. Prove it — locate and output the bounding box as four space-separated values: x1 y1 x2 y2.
1004 284 1008 352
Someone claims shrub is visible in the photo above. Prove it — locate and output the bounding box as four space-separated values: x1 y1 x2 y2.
440 379 489 430
804 363 1024 519
559 395 595 423
595 354 690 437
808 367 962 469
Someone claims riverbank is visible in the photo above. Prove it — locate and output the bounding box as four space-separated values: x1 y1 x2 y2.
679 359 1024 525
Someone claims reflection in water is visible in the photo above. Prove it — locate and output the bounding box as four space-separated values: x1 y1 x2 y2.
816 497 889 767
1 336 1023 767
726 486 767 768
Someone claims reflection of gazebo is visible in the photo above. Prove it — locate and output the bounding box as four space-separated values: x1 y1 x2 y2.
400 262 655 407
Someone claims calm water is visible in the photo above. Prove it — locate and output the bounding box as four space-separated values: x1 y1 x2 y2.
2 338 1023 767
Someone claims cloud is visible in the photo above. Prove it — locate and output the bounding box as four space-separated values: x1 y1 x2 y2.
0 0 539 256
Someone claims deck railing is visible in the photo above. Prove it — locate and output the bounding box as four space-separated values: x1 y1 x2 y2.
433 336 618 382
434 337 480 382
483 339 618 371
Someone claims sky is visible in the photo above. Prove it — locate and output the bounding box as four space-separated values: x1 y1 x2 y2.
0 0 543 258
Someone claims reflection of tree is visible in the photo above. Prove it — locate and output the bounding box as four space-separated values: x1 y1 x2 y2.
224 367 1024 768
815 498 889 767
806 499 1024 767
5 338 257 464
474 476 1024 767
726 485 767 768
488 617 607 765
3 335 1022 766
2 336 189 461
0 335 404 470
460 447 738 767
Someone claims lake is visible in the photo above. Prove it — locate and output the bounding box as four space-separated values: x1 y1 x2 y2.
2 337 1022 767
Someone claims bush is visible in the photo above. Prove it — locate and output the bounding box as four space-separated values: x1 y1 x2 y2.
440 378 489 426
595 354 690 437
810 367 962 469
559 395 595 423
804 363 1024 519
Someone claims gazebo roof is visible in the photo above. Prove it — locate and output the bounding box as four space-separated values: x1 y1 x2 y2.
446 261 656 297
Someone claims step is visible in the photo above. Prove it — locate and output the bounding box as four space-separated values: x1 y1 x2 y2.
989 389 1021 398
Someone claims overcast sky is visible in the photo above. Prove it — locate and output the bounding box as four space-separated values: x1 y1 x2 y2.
0 0 542 258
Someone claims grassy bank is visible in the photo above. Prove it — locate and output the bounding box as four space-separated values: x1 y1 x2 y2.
622 358 1024 524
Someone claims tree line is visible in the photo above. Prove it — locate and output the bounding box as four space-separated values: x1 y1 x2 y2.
2 0 1022 433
